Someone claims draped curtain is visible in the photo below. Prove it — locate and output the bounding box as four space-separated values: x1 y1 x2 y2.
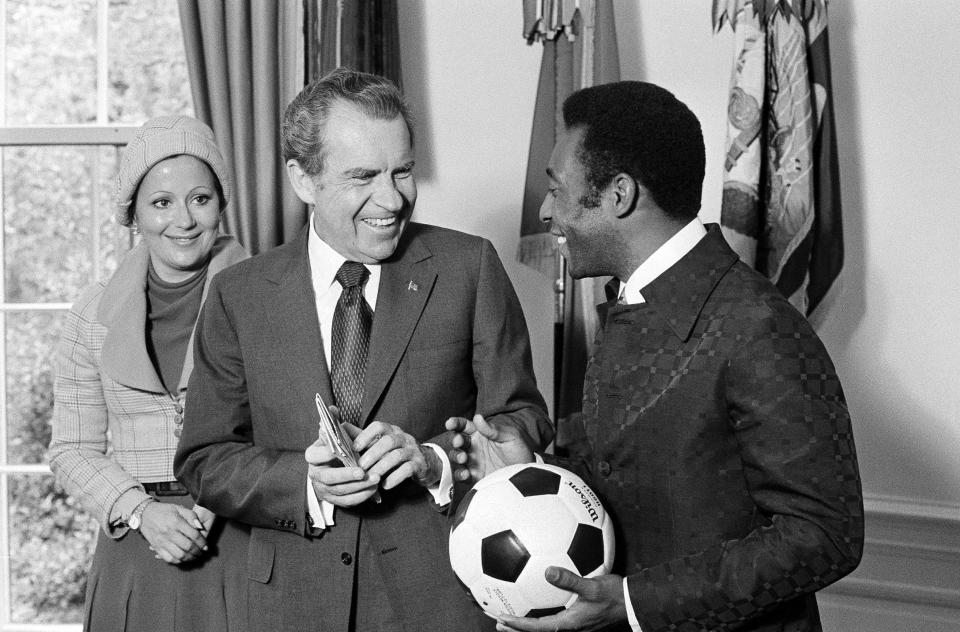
714 0 843 321
178 0 307 255
177 1 402 254
306 0 402 87
519 0 620 440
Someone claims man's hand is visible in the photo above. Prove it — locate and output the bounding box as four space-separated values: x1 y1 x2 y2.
495 568 627 632
352 421 442 489
445 414 534 483
305 424 382 507
192 504 216 534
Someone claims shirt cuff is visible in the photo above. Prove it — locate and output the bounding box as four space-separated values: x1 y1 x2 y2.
306 476 336 530
623 577 643 631
423 443 453 506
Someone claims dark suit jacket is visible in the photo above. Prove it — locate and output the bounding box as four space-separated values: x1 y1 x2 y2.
547 225 863 632
174 222 552 632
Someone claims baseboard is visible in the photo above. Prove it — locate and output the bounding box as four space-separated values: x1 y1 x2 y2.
819 494 960 627
819 592 960 631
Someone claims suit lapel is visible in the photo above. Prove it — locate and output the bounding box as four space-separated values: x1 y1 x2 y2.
265 230 335 440
641 225 740 341
99 243 166 393
362 234 435 425
177 236 248 394
101 236 248 395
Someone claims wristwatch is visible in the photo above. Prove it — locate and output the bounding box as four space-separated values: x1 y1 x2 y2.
128 498 154 530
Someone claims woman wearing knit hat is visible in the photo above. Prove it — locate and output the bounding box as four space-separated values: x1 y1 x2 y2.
48 115 249 631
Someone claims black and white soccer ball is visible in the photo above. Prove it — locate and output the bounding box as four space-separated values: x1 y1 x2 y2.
449 462 615 618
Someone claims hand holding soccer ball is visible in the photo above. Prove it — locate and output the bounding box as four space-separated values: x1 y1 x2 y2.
448 463 616 620
446 416 628 631
493 568 629 632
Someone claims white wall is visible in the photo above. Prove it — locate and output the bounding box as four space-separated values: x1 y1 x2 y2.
613 0 960 498
398 0 555 410
399 1 960 628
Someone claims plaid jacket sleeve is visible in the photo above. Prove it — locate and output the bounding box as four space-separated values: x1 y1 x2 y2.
48 289 148 538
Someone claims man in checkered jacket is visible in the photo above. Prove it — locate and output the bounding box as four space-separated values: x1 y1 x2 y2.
449 81 863 632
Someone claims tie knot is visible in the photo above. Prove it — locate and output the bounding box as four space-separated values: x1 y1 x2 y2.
336 261 369 289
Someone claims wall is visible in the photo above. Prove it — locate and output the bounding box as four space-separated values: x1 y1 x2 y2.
397 1 554 409
398 1 960 629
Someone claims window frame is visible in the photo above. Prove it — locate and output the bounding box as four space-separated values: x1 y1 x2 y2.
0 126 135 632
0 0 164 628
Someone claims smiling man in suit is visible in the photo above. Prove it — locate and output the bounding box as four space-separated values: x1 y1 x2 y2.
174 68 552 632
448 81 864 632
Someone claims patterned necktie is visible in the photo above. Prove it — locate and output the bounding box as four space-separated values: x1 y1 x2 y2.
331 261 372 427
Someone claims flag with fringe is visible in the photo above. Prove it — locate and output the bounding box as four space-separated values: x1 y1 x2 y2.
519 0 619 434
519 0 620 277
715 0 843 319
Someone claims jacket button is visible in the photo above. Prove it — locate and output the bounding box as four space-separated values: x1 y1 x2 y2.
341 552 353 565
598 461 612 477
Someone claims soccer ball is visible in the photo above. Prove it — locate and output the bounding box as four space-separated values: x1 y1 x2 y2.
449 462 615 618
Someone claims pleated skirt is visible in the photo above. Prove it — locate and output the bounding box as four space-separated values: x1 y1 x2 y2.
82 494 248 632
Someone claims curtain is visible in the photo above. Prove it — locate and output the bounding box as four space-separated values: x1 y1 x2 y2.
306 0 402 87
178 0 306 255
519 0 620 441
715 0 843 320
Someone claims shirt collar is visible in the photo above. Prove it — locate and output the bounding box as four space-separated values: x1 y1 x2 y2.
306 213 380 296
619 217 707 304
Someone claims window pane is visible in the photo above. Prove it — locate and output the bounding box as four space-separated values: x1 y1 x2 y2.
4 0 97 125
8 472 97 624
98 145 136 280
6 310 62 464
109 0 193 122
3 145 128 303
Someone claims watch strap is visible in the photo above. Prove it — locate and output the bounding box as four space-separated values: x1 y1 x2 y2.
128 497 155 530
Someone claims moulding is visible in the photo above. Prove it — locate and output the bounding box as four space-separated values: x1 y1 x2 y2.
822 494 960 613
863 493 960 523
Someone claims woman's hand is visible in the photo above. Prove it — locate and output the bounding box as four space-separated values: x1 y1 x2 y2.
140 501 208 564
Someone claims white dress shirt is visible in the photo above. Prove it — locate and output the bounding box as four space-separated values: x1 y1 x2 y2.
616 217 707 631
305 216 454 528
617 217 708 305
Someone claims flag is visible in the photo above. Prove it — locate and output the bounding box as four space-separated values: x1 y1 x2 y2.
519 0 619 436
715 0 843 319
519 0 620 277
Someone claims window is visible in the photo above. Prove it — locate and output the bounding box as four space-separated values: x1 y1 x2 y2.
0 0 191 628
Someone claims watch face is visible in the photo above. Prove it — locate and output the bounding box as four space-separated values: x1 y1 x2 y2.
128 513 141 530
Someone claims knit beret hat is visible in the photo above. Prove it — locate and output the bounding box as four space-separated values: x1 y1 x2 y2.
115 115 231 225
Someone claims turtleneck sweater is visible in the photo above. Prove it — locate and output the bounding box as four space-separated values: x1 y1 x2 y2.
145 261 208 393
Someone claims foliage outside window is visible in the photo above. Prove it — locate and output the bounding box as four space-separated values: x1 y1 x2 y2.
1 0 191 627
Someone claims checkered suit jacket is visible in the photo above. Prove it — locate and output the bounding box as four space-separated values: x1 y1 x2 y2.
48 236 247 536
547 226 863 632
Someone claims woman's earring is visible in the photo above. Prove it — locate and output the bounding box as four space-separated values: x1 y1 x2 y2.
130 222 141 235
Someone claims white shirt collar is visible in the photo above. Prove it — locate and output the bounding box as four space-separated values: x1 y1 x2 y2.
619 217 707 305
306 213 381 306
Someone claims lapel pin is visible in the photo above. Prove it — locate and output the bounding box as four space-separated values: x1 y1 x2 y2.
408 281 419 292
